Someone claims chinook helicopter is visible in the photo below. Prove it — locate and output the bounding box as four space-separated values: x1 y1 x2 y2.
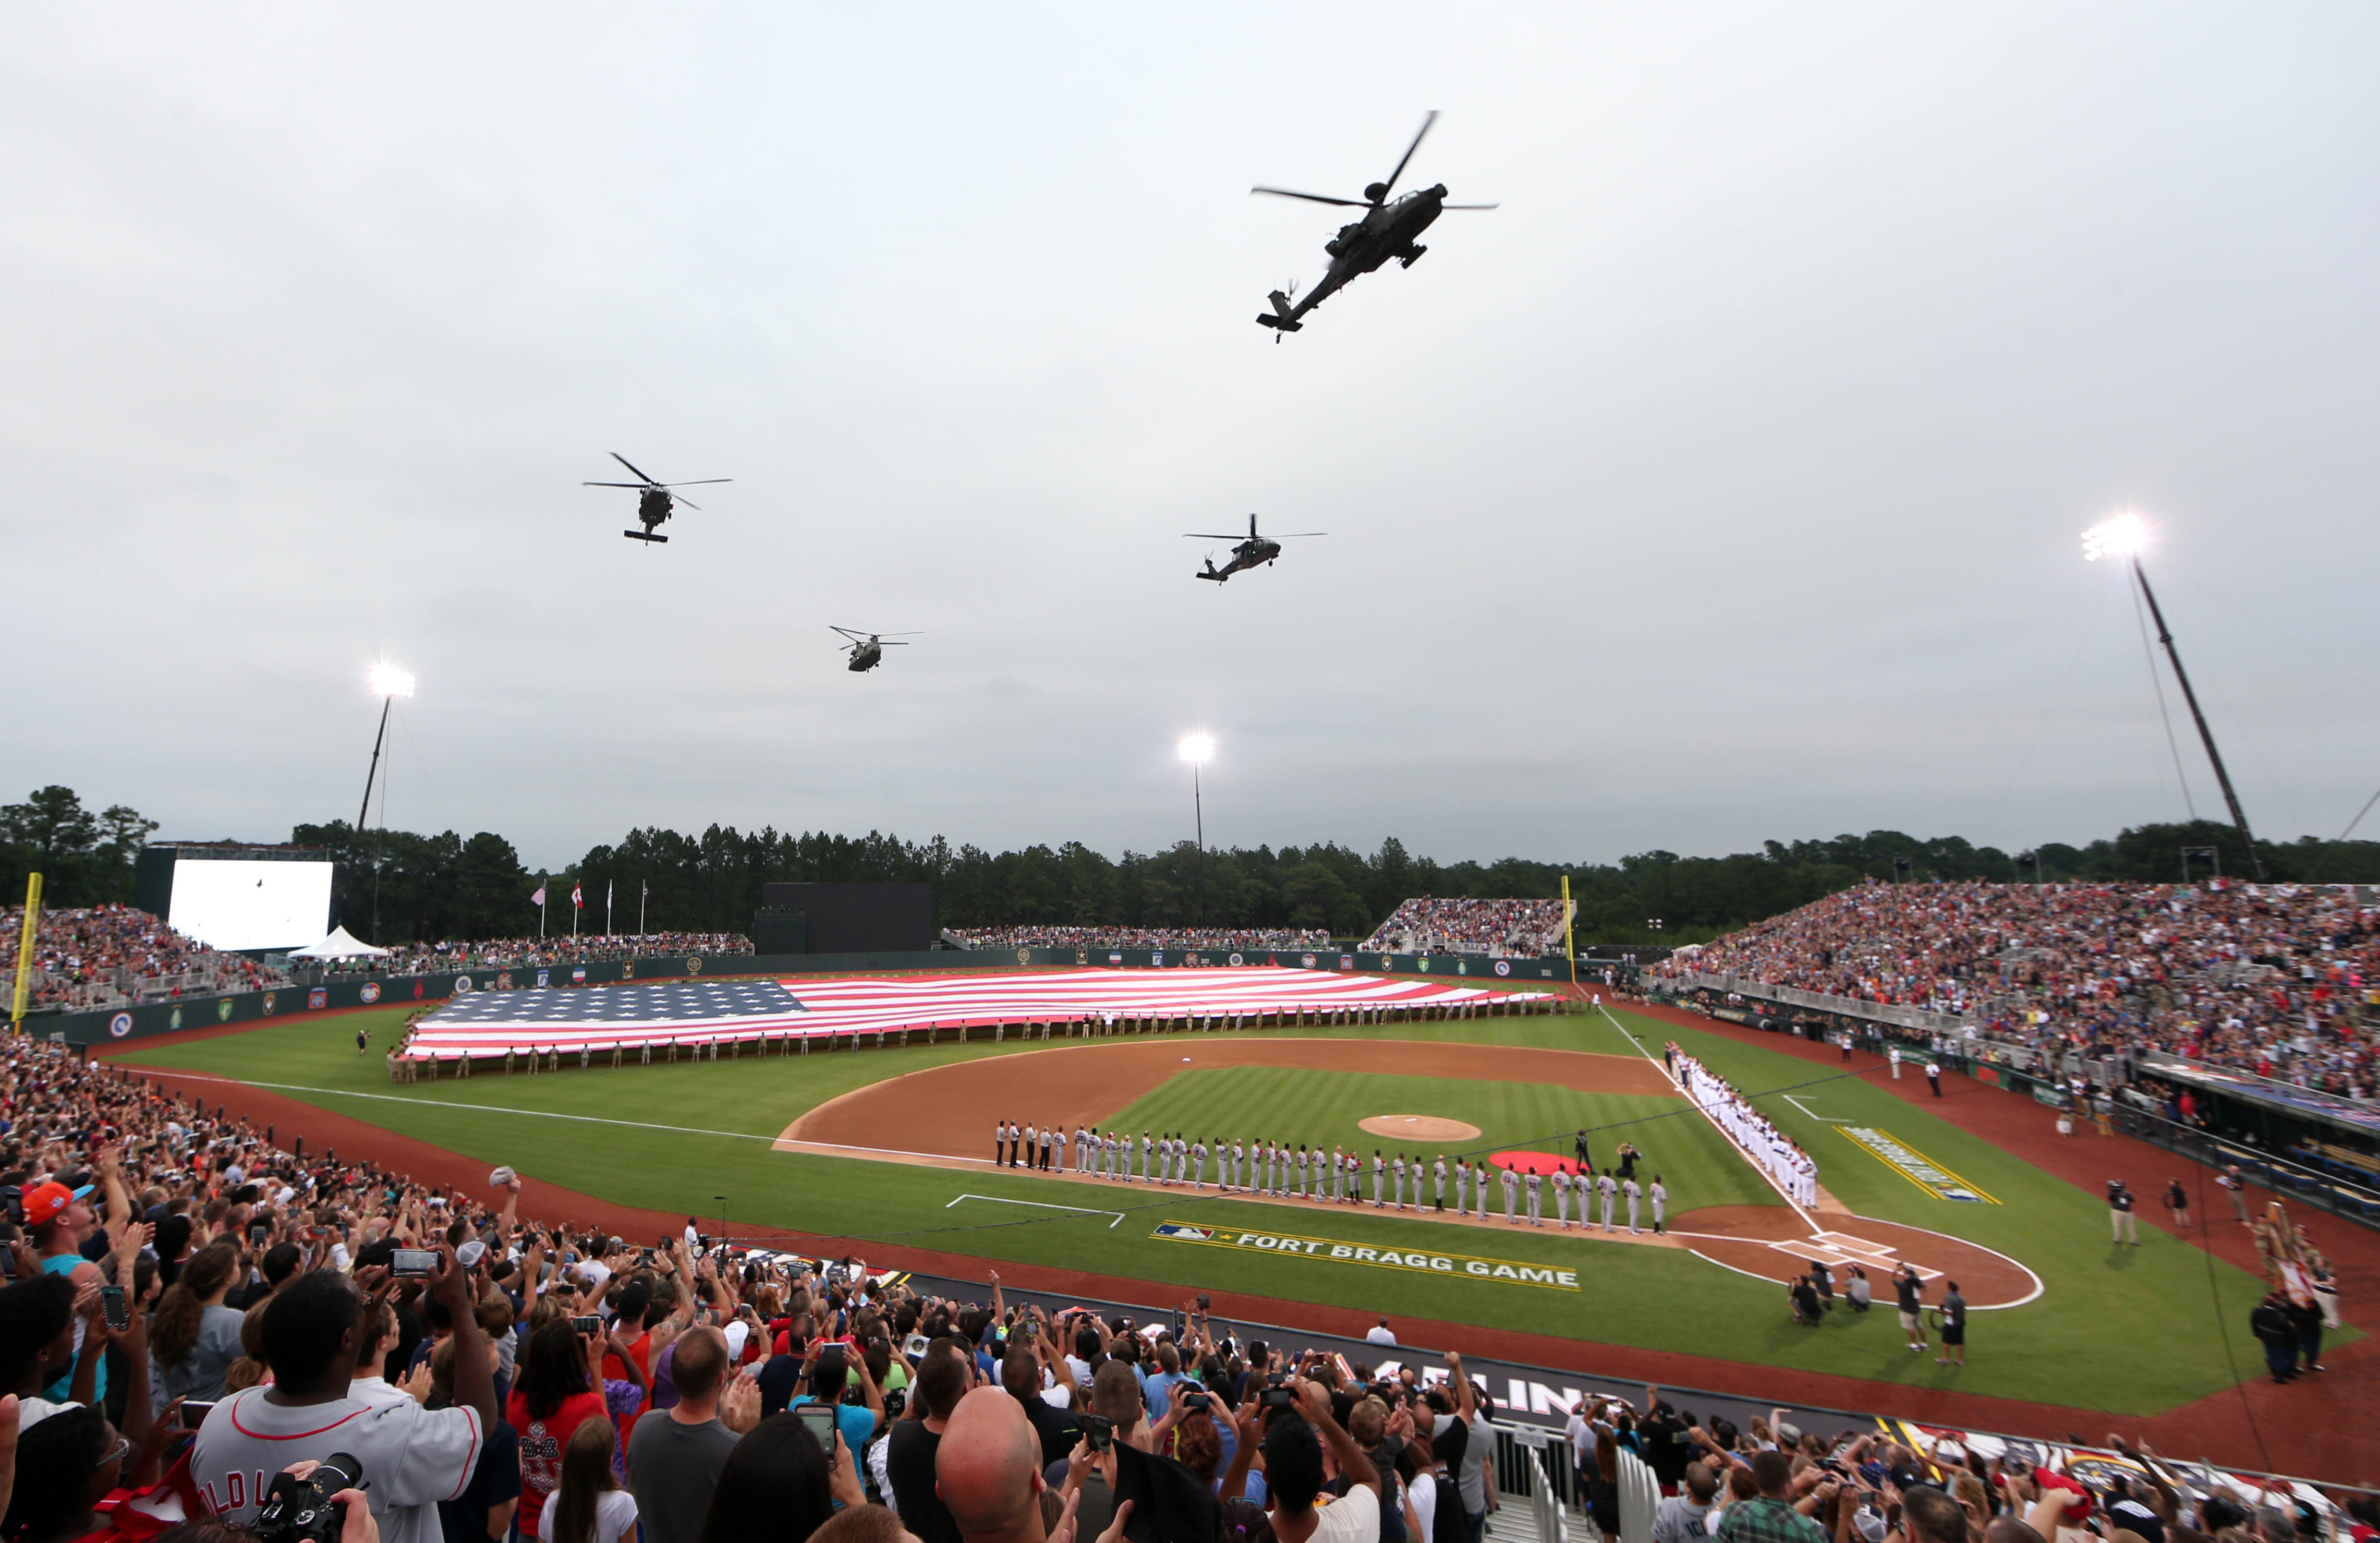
1251 112 1497 336
1185 514 1326 583
831 626 920 672
584 453 732 543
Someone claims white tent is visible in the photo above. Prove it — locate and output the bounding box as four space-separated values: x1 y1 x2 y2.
287 925 391 960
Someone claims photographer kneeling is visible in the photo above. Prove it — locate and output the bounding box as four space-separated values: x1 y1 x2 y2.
192 1248 495 1543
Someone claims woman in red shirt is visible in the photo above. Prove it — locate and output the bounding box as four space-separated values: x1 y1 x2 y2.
509 1321 614 1538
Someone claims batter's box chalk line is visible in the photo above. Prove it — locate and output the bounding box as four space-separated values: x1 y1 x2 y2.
948 1193 1125 1228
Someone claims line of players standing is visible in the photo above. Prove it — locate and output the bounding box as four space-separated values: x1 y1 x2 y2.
987 1118 1669 1233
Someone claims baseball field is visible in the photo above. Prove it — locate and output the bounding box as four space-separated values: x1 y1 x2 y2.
111 986 2326 1423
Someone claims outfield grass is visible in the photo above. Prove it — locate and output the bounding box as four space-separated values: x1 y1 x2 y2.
119 1003 2321 1415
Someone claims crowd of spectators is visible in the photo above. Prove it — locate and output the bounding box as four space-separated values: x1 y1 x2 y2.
1359 900 1567 960
0 906 287 1012
949 927 1332 954
1653 880 2378 1098
0 1031 2370 1543
311 933 754 978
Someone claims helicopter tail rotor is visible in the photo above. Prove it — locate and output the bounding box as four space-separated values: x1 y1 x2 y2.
1255 287 1303 336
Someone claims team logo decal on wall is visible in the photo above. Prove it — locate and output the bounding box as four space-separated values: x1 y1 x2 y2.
360 982 383 1004
308 988 328 1010
108 1013 132 1039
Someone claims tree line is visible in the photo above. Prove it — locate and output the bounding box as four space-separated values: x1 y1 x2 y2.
6 783 2376 949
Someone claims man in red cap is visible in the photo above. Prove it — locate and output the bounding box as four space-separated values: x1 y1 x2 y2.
23 1178 107 1403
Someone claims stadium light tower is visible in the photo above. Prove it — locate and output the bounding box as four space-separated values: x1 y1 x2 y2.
1179 733 1215 925
356 664 416 943
2081 512 2265 880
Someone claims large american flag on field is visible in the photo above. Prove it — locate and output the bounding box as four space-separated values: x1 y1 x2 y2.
401 967 1549 1059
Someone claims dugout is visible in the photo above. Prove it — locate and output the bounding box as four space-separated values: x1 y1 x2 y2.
758 882 934 954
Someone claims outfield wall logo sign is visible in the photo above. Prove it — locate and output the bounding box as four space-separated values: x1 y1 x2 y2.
1152 1221 1580 1291
308 988 327 1010
361 982 383 1004
109 1013 132 1039
1839 1127 1999 1204
1495 960 1510 977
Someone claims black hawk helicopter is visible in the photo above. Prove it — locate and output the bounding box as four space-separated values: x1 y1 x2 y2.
1185 514 1326 583
1251 112 1497 337
584 453 732 543
831 626 920 672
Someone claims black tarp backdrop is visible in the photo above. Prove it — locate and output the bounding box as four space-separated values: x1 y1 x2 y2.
760 882 935 953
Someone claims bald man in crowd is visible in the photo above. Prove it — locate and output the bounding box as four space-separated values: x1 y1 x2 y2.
938 1386 1061 1543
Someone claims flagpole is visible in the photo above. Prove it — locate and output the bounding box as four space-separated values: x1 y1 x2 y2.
607 881 614 937
539 887 547 939
640 881 647 936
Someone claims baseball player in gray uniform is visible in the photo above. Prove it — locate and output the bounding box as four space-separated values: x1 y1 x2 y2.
1525 1168 1544 1227
1501 1164 1520 1224
1599 1171 1619 1231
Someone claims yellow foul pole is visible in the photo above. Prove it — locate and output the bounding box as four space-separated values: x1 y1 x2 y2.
1561 874 1576 991
10 873 42 1035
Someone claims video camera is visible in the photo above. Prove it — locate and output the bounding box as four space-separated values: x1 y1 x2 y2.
252 1452 363 1543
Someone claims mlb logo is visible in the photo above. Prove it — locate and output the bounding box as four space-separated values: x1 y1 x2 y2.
1153 1224 1215 1242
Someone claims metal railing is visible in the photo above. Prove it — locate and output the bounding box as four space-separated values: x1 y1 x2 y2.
1615 1450 1660 1543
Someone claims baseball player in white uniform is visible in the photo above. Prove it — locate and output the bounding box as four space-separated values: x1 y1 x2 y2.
1371 1152 1387 1208
1500 1164 1520 1224
1525 1168 1544 1227
1552 1166 1573 1228
1392 1154 1409 1211
1623 1176 1642 1234
1434 1155 1448 1210
1650 1176 1667 1233
1599 1172 1619 1232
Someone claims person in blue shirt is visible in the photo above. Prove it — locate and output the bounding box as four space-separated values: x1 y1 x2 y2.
787 1343 884 1460
1138 1341 1186 1424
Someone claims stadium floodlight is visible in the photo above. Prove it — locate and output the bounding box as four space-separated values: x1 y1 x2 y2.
2080 510 2152 563
1177 733 1214 924
354 662 417 941
2078 510 2265 880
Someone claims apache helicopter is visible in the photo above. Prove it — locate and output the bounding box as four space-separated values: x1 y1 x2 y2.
831 625 920 672
1185 514 1326 583
1251 112 1497 337
584 453 732 543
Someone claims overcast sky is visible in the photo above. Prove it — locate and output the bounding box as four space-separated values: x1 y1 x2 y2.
8 5 2377 871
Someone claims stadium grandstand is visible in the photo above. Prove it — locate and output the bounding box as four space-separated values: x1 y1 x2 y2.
15 1029 2366 1541
1652 879 2377 1095
0 903 288 1010
1361 896 1569 958
946 924 1331 951
306 931 753 976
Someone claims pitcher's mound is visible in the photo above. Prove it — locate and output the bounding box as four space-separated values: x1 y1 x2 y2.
1359 1115 1482 1141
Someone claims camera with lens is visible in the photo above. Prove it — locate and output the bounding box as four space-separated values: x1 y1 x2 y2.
252 1452 363 1543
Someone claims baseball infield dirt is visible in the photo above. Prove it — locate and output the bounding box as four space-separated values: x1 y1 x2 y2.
784 1037 1675 1155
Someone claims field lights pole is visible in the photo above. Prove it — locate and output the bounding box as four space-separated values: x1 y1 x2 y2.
1179 734 1215 927
2083 515 2265 881
356 665 415 943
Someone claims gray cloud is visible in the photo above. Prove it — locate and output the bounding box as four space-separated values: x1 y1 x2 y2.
6 4 2376 869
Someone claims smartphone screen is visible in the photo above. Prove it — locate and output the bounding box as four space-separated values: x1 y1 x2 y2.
101 1285 129 1331
794 1402 841 1451
390 1248 438 1277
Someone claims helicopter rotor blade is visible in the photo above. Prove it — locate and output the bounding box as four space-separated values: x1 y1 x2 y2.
673 498 700 511
1379 111 1438 201
1273 532 1328 538
656 479 734 486
1250 187 1368 207
1183 533 1245 540
609 452 660 486
1440 203 1500 210
829 626 866 641
583 481 648 488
